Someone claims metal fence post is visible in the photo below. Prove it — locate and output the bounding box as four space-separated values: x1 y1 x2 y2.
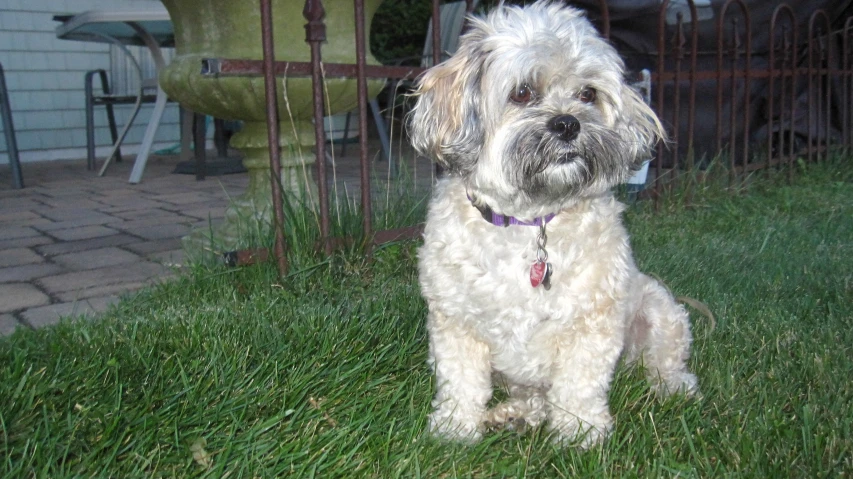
260 0 289 276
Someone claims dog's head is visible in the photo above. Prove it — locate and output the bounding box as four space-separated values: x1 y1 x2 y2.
409 1 665 218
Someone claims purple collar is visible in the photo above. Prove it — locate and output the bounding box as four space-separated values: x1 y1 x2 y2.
468 195 556 227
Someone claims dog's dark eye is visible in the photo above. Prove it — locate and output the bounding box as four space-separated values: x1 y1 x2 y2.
578 87 597 104
510 84 534 104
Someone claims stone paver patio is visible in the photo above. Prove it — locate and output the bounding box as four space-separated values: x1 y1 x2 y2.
0 154 247 336
0 138 433 337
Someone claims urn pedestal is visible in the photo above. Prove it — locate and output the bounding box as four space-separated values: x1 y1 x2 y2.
159 0 385 255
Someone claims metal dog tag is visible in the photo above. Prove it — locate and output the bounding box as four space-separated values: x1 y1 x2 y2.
530 260 552 290
531 223 553 290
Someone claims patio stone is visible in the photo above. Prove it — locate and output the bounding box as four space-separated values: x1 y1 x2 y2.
148 249 185 267
96 198 170 214
152 191 214 206
118 223 192 241
0 210 44 223
0 263 65 283
33 212 123 232
22 302 93 328
137 184 200 195
0 226 42 241
124 237 183 255
110 208 188 221
0 247 46 268
22 295 120 329
55 281 153 303
180 204 228 220
35 233 139 257
98 185 141 195
113 214 194 230
0 314 22 337
53 247 142 271
40 188 99 199
0 283 51 313
0 235 53 251
39 261 169 297
48 225 120 242
37 198 109 210
0 197 45 211
35 207 106 222
86 294 122 311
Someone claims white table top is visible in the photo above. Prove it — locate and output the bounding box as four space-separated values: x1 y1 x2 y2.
54 7 173 47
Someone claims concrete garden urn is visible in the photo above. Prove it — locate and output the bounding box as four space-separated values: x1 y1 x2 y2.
159 0 385 254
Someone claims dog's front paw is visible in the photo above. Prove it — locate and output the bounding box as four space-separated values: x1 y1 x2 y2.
549 410 613 449
653 370 699 397
483 398 547 434
428 407 484 443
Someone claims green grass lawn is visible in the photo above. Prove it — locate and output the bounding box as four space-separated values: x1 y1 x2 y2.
2 161 851 477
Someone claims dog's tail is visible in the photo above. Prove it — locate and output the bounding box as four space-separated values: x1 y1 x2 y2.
647 272 716 335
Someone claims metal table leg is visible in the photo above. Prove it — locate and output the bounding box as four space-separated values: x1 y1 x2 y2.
128 85 168 183
126 21 167 184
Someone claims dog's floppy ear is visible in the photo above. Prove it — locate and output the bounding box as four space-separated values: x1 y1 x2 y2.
408 40 485 174
619 85 667 169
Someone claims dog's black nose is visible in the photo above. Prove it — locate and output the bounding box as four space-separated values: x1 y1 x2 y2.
549 115 580 142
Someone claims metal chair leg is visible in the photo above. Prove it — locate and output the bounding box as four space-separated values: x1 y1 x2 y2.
104 103 122 163
0 62 23 189
369 98 394 176
340 101 393 174
341 111 352 157
179 106 193 164
84 70 101 171
97 69 123 163
213 118 228 158
193 112 206 181
85 69 123 171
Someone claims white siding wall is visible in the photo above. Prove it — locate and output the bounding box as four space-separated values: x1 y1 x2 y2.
0 0 181 165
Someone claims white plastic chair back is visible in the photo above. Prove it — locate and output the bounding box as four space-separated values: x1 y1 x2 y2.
108 44 174 94
421 1 479 68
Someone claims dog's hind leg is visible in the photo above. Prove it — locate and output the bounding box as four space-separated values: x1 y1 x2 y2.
625 274 699 396
427 311 493 442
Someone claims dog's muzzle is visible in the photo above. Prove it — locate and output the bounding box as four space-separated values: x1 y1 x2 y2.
546 115 582 166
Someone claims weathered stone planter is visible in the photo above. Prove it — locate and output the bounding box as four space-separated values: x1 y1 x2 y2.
159 0 385 254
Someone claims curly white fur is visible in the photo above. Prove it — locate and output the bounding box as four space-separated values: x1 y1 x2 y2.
411 1 698 448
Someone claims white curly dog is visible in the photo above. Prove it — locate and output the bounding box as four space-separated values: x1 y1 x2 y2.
409 1 698 447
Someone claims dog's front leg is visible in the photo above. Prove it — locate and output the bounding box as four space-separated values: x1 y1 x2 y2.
546 329 622 448
427 311 492 442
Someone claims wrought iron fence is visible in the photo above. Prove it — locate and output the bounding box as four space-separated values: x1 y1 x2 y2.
207 0 853 274
645 0 851 195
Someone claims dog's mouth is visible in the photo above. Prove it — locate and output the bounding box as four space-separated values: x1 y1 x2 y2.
525 151 578 177
524 148 581 177
555 153 580 165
